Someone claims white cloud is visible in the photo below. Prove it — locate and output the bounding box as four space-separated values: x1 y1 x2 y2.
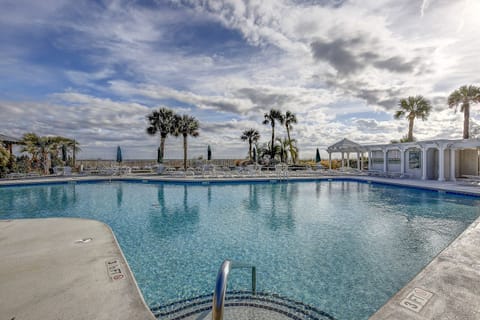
2 0 480 159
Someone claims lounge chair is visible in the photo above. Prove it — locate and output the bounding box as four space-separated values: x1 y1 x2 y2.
164 167 177 176
456 175 480 186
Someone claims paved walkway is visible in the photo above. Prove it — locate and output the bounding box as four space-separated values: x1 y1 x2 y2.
0 218 155 320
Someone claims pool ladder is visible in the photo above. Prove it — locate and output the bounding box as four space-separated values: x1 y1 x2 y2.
212 260 256 320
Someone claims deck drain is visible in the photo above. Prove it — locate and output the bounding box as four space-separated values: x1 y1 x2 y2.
75 237 93 244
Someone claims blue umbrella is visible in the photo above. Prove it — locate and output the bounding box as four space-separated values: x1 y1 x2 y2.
116 146 123 163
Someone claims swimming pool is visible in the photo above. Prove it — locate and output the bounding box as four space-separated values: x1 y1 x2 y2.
0 180 479 319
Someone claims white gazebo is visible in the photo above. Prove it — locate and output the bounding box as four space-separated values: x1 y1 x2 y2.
327 138 367 170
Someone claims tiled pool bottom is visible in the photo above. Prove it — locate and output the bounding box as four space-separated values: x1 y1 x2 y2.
150 291 335 320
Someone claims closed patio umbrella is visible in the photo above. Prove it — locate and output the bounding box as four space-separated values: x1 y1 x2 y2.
253 145 257 163
116 146 123 163
207 145 212 161
315 148 321 163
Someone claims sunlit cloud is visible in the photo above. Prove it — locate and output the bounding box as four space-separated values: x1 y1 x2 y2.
1 0 479 159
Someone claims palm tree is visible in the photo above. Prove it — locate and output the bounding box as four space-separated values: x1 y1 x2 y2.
284 111 298 164
21 133 43 171
172 114 200 170
276 137 288 163
21 133 57 174
276 137 298 163
240 128 260 161
448 85 480 139
63 138 80 167
255 142 270 161
394 96 432 142
0 144 9 178
146 107 176 162
262 109 284 160
0 144 9 168
268 140 282 162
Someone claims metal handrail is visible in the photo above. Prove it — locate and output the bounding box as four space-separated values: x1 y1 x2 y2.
212 260 256 320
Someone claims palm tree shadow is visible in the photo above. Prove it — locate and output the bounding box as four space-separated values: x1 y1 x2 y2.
149 184 200 238
242 184 260 211
270 183 297 231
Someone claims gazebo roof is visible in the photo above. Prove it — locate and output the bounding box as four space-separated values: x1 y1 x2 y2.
327 138 366 153
0 134 21 143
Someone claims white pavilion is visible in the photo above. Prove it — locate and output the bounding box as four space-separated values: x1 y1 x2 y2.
327 138 480 181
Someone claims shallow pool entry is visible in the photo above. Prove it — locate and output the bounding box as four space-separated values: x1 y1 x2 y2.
150 291 336 320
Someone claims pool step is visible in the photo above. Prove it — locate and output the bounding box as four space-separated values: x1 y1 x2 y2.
150 291 335 320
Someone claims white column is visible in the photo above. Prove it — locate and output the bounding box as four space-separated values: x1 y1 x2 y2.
347 153 350 168
360 153 364 170
438 147 445 181
383 149 388 173
368 151 372 170
421 147 428 180
341 152 344 168
329 152 332 169
357 152 360 169
400 148 405 175
450 149 456 181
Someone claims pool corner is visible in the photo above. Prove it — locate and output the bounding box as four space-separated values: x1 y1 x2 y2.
0 218 155 320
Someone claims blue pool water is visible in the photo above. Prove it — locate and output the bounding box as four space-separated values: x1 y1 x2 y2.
0 180 479 319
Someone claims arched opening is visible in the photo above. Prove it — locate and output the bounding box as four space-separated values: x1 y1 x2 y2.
405 147 422 179
386 149 401 173
426 148 439 180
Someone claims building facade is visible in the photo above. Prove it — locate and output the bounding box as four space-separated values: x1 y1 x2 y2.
327 139 480 181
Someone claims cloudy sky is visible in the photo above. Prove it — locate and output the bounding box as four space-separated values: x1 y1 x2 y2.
1 0 479 160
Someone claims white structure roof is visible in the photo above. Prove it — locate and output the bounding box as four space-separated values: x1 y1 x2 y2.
327 138 367 153
363 138 480 151
0 134 20 143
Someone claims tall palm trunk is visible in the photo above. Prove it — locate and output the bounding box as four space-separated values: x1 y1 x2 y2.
183 134 188 170
42 151 49 174
248 140 252 160
271 124 275 159
408 116 415 142
286 125 294 164
464 104 470 139
160 135 166 162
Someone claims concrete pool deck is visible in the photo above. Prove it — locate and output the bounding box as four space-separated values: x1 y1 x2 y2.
0 218 155 320
1 174 480 319
370 214 480 320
